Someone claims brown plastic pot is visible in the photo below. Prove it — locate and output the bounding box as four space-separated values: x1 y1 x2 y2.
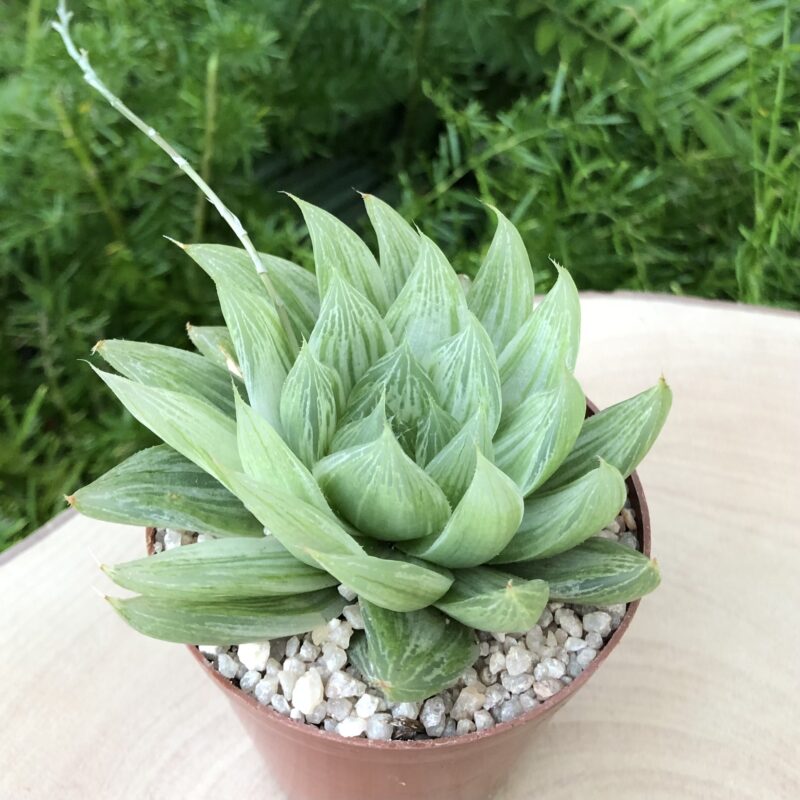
144 406 652 800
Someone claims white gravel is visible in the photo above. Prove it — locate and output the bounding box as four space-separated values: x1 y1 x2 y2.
163 504 640 740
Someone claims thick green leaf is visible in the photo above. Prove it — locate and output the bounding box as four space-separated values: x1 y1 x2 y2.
384 234 469 360
493 459 626 563
329 394 387 453
343 340 438 451
106 536 337 600
234 391 329 511
424 409 494 505
108 588 346 645
363 193 420 301
69 445 261 538
308 272 394 395
223 477 363 568
217 284 292 432
184 244 320 340
493 369 585 496
497 264 580 410
356 601 478 702
435 567 549 632
279 344 344 468
544 379 673 490
314 423 451 542
508 538 660 605
92 367 240 485
94 339 235 416
403 449 523 567
290 195 389 313
425 314 502 435
307 549 452 612
467 207 536 353
186 324 239 373
414 402 460 467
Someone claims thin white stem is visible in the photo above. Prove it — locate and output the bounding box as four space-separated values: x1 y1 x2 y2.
52 0 299 356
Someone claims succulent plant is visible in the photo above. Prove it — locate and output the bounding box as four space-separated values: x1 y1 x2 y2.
57 1 671 702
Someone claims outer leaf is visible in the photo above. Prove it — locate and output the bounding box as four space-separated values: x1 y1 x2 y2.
384 234 469 359
308 272 394 395
69 445 261 538
435 567 549 632
493 459 627 563
403 449 524 567
290 195 389 313
425 314 502 434
279 344 345 468
509 538 660 605
92 367 240 485
363 193 420 301
414 402 460 467
94 339 235 416
497 264 580 410
217 284 292 432
108 588 346 645
223 477 363 568
186 324 238 373
185 244 320 340
106 537 337 600
467 206 536 352
425 409 494 505
343 340 439 451
356 600 478 702
314 424 451 542
307 549 452 612
234 391 329 511
544 379 673 490
493 369 585 496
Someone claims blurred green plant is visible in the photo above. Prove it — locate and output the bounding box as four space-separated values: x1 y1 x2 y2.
1 0 797 548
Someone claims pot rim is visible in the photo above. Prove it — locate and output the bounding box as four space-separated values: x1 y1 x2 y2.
145 402 651 750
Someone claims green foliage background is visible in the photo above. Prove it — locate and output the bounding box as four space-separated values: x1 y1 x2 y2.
1 0 798 547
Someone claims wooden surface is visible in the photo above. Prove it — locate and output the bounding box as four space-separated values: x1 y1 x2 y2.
2 293 799 799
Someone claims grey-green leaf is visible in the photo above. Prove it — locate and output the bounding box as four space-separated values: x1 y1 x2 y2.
186 324 239 374
384 234 470 360
94 339 235 416
314 424 451 542
435 567 549 633
543 379 673 490
279 343 345 468
92 367 241 485
69 445 261 538
308 272 394 395
425 314 502 435
403 449 523 568
468 206 535 353
108 588 346 645
223 477 363 568
217 284 292 432
414 402 460 468
363 193 420 301
106 536 337 600
493 459 627 563
493 369 585 496
497 264 580 410
508 538 660 605
329 394 387 453
357 600 478 702
234 391 330 512
290 195 389 313
307 549 452 612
